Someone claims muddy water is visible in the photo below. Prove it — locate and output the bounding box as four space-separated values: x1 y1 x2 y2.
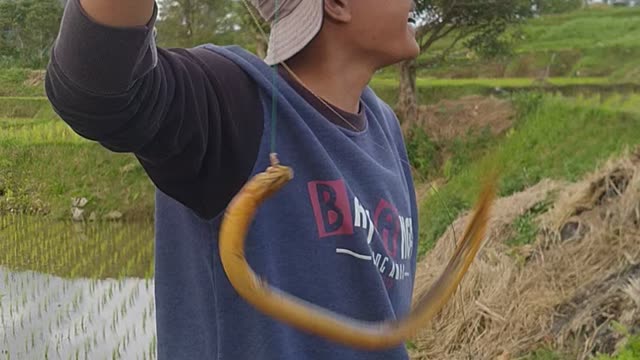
0 216 157 359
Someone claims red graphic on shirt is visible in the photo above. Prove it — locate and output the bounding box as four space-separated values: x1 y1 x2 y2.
373 199 401 259
383 277 395 290
308 180 353 238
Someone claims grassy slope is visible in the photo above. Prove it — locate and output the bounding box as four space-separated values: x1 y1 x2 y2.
0 118 154 221
0 69 45 97
410 6 640 80
516 7 640 52
417 93 640 255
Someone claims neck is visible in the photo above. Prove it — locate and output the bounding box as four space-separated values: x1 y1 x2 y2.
283 40 376 114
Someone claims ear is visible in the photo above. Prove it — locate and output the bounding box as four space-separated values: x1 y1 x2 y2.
323 0 352 23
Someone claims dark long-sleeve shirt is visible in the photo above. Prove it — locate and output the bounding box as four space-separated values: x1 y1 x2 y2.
45 0 364 220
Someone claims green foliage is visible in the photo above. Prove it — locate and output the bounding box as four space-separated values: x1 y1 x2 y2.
413 0 533 54
519 347 566 360
0 121 155 220
534 0 583 15
464 23 520 60
0 0 63 68
0 68 50 97
155 0 258 49
443 126 496 179
399 0 535 116
593 322 640 360
570 46 640 77
399 100 501 188
0 0 260 68
0 97 50 117
564 93 640 114
415 6 640 79
599 336 640 360
502 49 584 77
506 199 550 247
512 91 545 119
617 336 640 359
519 13 640 53
405 340 417 350
405 125 439 179
0 68 43 96
419 189 468 255
405 122 496 183
418 94 640 257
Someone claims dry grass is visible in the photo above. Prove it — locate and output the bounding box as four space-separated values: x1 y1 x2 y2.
411 95 515 142
410 147 640 360
23 69 45 87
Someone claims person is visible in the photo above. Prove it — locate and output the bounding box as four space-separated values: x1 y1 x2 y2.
45 0 421 358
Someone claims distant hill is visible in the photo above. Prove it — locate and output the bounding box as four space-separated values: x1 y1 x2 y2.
412 6 640 82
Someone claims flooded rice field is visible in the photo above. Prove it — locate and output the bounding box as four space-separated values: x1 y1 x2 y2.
0 216 157 359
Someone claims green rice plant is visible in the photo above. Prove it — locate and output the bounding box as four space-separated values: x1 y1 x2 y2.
0 118 85 145
0 215 154 279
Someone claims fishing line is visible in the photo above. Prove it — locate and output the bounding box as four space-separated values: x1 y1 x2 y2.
270 0 280 155
241 0 280 156
238 2 477 356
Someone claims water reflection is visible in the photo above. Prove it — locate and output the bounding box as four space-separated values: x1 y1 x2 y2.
0 216 157 359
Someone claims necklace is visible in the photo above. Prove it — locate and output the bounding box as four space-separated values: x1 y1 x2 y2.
278 62 362 132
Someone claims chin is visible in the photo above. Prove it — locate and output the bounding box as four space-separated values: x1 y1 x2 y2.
391 35 421 62
369 36 420 69
405 43 421 60
381 45 420 67
406 35 421 58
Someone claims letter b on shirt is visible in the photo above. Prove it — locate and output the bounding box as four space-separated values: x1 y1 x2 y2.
308 180 353 238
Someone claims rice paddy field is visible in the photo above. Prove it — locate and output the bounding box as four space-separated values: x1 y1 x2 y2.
0 267 156 359
1 71 158 358
0 216 156 359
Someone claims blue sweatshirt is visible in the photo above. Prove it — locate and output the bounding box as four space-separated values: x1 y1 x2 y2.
45 1 419 358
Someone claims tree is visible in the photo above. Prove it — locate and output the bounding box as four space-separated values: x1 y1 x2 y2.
0 0 63 68
232 0 269 57
156 0 246 48
397 0 533 125
155 0 268 53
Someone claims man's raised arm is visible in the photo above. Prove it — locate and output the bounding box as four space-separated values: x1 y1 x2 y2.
79 0 154 28
44 0 265 220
